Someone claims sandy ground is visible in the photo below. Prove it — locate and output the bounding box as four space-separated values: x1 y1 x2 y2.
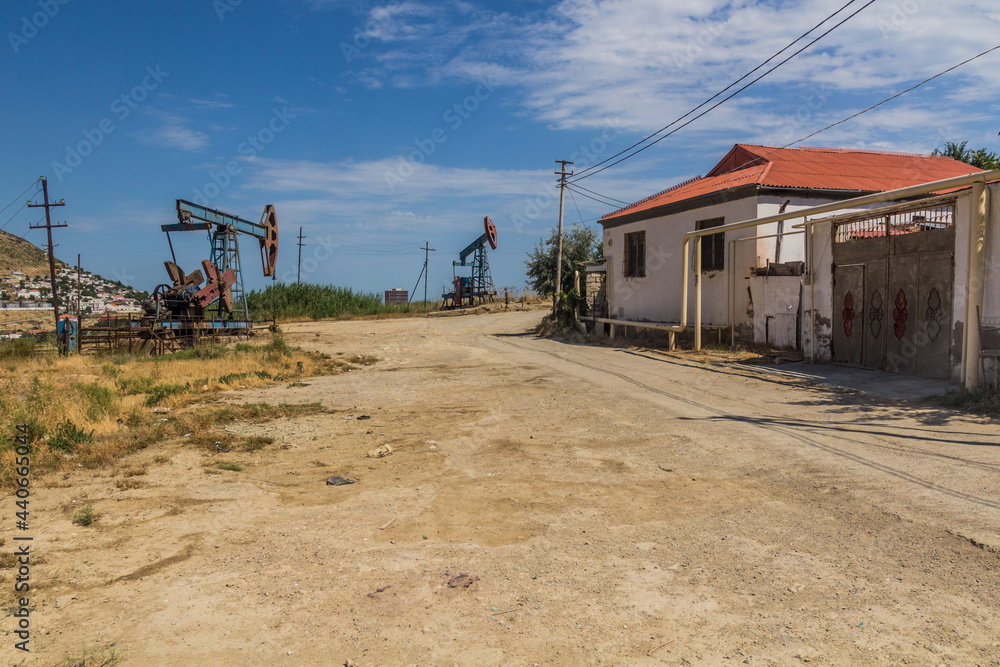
3 310 1000 666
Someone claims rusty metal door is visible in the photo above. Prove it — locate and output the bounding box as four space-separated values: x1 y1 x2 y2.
832 216 954 378
884 250 953 378
861 258 888 370
832 264 864 366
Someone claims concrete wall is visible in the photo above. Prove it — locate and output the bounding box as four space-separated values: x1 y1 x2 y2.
801 219 835 360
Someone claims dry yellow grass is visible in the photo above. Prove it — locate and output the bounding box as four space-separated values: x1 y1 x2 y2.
0 334 358 486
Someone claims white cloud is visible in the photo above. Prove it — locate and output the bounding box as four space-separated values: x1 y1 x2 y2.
320 0 1000 155
140 110 209 151
240 156 663 234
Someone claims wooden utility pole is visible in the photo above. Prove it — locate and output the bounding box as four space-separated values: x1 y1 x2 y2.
296 227 306 283
554 160 574 313
421 241 435 305
76 254 82 320
26 177 66 350
408 242 436 305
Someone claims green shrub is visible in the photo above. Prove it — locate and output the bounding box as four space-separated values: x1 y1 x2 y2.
246 282 434 320
115 376 157 395
168 344 229 360
48 420 94 452
216 462 243 472
74 383 116 419
144 383 189 406
72 504 95 526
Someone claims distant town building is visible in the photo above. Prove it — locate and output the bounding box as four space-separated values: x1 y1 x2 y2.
384 289 408 305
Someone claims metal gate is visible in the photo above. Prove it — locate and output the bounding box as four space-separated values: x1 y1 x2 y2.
830 198 956 379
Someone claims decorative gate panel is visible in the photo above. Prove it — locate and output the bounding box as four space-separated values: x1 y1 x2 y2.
830 199 956 379
832 264 864 366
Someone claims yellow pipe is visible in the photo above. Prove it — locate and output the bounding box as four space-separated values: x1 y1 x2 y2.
964 182 990 387
695 236 702 350
670 169 1000 351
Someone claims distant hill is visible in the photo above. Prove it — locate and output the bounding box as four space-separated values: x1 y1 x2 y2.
0 228 68 277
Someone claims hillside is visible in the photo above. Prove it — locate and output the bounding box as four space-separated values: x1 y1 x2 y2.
0 228 67 276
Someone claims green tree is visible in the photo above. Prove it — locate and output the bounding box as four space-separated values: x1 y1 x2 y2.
524 223 603 295
933 141 1000 170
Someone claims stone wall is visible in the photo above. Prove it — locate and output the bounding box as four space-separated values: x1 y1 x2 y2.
584 270 607 317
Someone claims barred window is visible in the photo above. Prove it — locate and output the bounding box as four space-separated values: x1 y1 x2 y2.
623 231 645 278
696 217 725 272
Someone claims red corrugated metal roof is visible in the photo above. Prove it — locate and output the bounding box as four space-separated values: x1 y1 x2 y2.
602 144 983 222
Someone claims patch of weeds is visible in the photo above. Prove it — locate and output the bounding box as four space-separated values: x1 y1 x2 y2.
74 383 117 420
101 364 121 378
210 402 329 424
261 333 295 359
935 385 1000 417
144 383 189 406
54 645 122 667
218 370 273 385
48 420 94 452
72 505 96 526
0 552 16 568
346 354 379 366
240 436 274 452
152 455 171 464
0 338 37 360
287 382 309 388
188 432 239 451
168 344 229 360
124 407 145 427
121 465 148 477
115 478 146 491
216 462 243 472
127 429 165 454
115 376 157 395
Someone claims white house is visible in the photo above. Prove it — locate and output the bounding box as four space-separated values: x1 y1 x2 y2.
599 144 994 382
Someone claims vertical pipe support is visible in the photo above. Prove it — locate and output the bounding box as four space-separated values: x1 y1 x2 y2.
809 223 816 363
964 181 989 388
695 236 703 351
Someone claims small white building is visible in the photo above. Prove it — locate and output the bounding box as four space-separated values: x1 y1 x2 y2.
599 144 996 383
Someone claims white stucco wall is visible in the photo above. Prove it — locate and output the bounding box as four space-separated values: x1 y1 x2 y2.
602 196 758 325
603 193 861 331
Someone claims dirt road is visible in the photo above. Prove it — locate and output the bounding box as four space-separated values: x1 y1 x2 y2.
5 311 1000 666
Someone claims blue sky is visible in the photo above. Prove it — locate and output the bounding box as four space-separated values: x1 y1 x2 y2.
2 0 998 298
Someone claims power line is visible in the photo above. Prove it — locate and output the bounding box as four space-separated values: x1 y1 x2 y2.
750 43 1000 162
566 184 624 208
571 0 879 182
0 179 40 219
566 187 585 222
0 201 29 233
586 43 1000 216
567 182 630 205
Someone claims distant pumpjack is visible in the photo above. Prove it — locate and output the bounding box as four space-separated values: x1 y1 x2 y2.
444 216 498 308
